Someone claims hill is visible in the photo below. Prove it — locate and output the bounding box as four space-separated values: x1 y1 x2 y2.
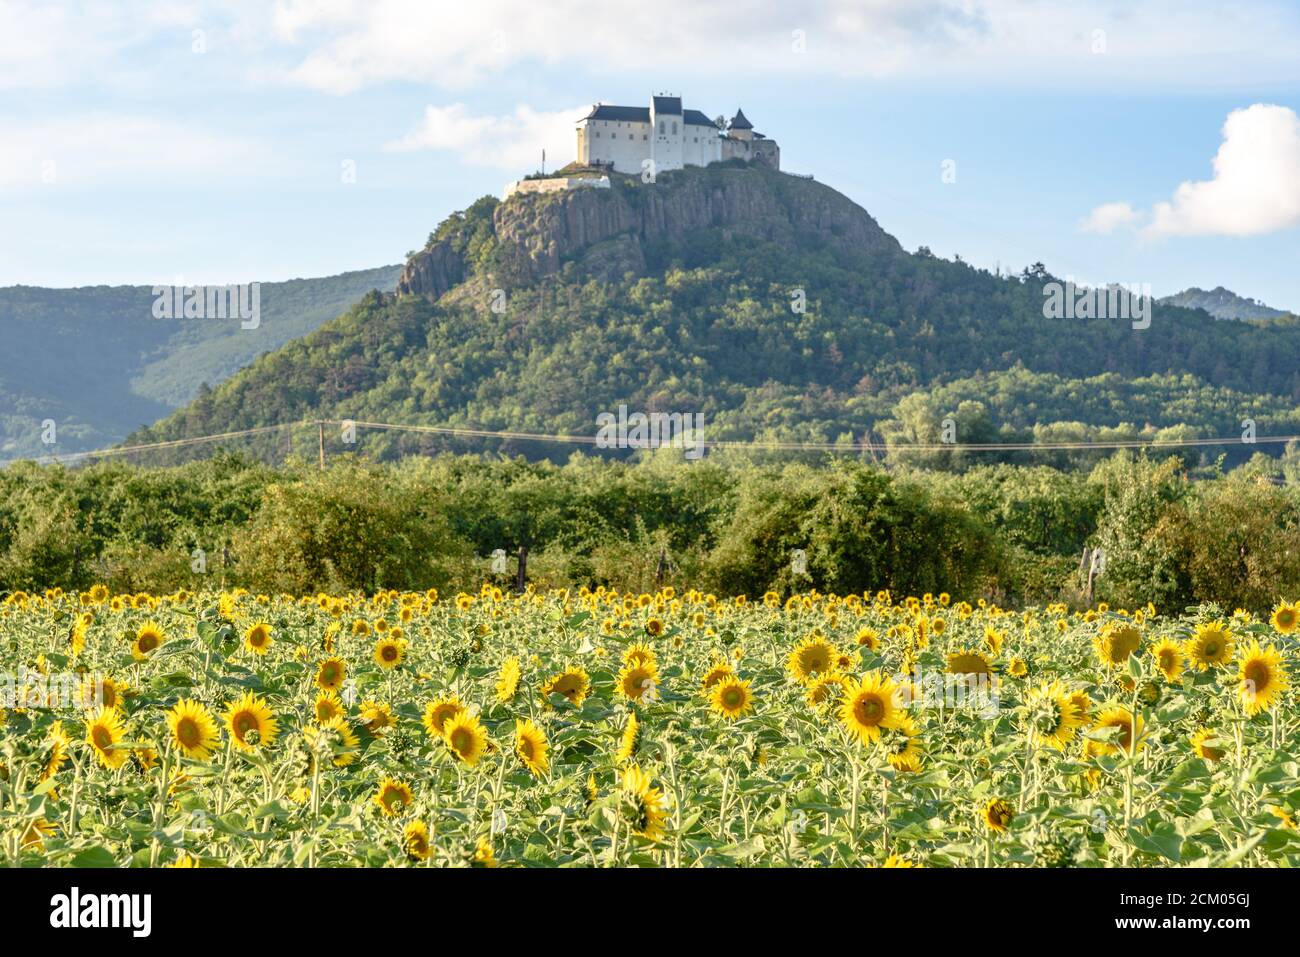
1158 285 1292 321
0 265 402 459
127 163 1300 466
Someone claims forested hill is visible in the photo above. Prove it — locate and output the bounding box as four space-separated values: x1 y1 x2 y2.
0 265 402 459
1158 286 1292 321
128 163 1300 464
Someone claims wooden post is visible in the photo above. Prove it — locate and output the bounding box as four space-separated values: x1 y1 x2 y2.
318 421 326 470
514 546 528 594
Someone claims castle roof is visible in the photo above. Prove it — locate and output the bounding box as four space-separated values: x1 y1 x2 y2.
652 95 682 115
728 108 754 130
582 104 718 127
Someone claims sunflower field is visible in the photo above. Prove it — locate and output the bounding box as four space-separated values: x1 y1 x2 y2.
1 585 1298 868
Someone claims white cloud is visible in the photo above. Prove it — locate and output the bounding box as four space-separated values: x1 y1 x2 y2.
258 0 1300 93
384 103 581 171
1079 201 1140 234
1144 104 1300 238
0 114 268 193
1085 104 1300 240
4 1 1300 94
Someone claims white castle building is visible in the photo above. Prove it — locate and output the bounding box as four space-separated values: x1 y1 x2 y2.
576 94 780 175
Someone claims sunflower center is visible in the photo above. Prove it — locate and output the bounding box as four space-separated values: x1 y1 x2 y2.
93 727 112 749
177 718 200 747
1244 661 1271 693
856 694 884 725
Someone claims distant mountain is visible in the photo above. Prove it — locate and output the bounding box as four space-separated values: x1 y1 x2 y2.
1158 286 1291 321
0 265 402 459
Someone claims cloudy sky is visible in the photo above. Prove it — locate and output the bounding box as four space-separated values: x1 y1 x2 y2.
3 0 1299 309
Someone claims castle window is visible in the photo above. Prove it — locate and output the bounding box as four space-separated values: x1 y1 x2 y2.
671 121 678 134
658 121 664 134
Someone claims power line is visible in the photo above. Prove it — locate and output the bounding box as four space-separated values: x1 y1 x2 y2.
3 416 1298 469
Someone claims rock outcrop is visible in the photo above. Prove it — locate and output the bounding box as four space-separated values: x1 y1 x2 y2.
397 165 901 300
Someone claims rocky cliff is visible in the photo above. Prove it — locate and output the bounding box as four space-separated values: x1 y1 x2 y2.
396 164 901 299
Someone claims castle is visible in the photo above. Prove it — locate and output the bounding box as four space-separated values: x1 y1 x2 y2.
576 95 780 174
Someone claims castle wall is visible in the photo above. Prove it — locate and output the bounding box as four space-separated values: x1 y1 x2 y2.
577 119 651 174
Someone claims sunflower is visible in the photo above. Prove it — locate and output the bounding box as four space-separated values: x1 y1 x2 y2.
541 667 590 707
21 818 57 850
854 627 880 651
879 855 919 867
42 720 70 782
623 642 657 668
644 618 664 637
710 675 754 720
1268 806 1297 830
443 712 488 766
495 657 521 703
472 837 498 867
314 690 345 724
881 713 922 772
619 764 666 841
617 660 659 703
1093 623 1141 668
373 636 407 670
616 711 640 763
360 700 395 734
1189 727 1226 762
806 672 847 708
983 627 1005 657
838 671 904 745
1270 601 1299 635
166 699 221 761
422 696 466 740
1088 705 1145 757
1238 641 1289 716
224 691 278 752
1184 621 1234 670
86 707 128 770
1023 680 1081 750
131 622 166 661
243 622 273 655
786 636 838 685
1150 638 1183 682
373 777 415 817
1007 657 1028 678
514 719 549 776
303 715 359 767
983 798 1015 833
404 821 431 861
945 648 993 678
316 657 347 691
700 661 734 693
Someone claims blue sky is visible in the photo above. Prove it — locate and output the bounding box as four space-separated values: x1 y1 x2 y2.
3 1 1300 310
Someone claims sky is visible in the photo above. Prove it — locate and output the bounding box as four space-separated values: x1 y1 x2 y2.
2 0 1300 310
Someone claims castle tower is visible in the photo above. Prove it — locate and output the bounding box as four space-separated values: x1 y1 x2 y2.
649 94 684 173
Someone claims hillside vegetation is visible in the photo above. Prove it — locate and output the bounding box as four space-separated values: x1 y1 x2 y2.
0 265 402 458
126 165 1300 470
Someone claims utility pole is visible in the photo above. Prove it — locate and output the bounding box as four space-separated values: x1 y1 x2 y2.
318 421 326 470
